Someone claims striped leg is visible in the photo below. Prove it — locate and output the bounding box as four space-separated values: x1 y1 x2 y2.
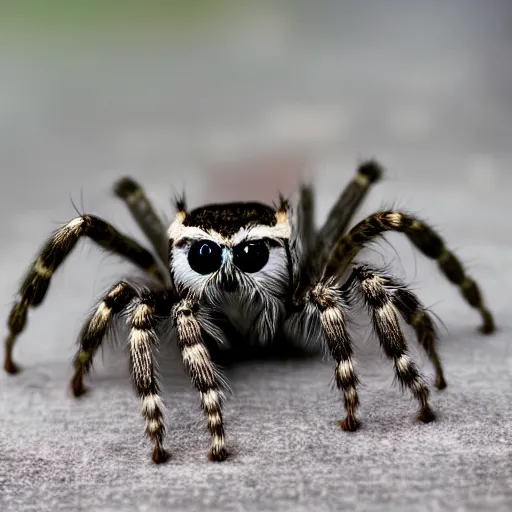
70 281 138 396
174 299 228 462
346 266 446 390
114 177 169 264
392 286 447 390
308 283 360 431
130 297 169 463
4 215 164 374
72 282 171 462
352 266 436 423
316 160 383 271
325 210 495 334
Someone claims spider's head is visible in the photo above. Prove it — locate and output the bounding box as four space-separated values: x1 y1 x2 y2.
167 199 292 342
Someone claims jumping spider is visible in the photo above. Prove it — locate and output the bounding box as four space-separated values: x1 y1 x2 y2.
4 161 495 463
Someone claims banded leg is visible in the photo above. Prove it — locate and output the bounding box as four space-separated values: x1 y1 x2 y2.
4 215 164 374
325 210 495 334
130 296 169 463
346 266 446 390
174 299 228 461
352 266 436 423
308 283 360 431
393 286 447 390
70 281 138 396
114 177 169 264
316 160 383 271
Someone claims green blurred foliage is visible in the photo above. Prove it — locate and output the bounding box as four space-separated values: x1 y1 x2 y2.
0 0 240 37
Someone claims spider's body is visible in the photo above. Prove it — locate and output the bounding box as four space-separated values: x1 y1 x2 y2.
168 201 291 346
4 161 495 463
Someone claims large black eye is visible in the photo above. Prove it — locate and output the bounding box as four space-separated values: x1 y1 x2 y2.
233 241 269 273
188 240 223 274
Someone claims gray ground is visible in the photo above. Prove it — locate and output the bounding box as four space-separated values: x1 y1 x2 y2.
1 2 511 511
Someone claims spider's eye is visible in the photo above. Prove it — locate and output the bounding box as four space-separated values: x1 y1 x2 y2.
188 240 223 274
233 241 269 273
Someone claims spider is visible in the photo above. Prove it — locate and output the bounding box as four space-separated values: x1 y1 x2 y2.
4 161 495 463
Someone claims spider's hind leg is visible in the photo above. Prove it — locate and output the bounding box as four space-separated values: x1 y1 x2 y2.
114 177 169 265
297 184 316 253
294 161 383 298
349 265 436 423
316 160 383 271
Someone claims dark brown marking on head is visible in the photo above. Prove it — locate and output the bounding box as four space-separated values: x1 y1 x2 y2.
184 202 276 238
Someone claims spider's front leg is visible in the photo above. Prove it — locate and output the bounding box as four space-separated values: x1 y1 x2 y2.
173 299 228 461
325 210 495 334
72 281 173 463
129 293 171 463
293 283 361 431
291 272 437 431
348 266 436 423
5 215 165 374
71 281 138 396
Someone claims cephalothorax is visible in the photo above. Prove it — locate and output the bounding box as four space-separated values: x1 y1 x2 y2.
4 161 495 463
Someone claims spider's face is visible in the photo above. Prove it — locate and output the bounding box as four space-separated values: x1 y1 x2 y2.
167 202 292 342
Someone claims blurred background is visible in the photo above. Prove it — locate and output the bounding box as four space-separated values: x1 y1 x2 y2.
0 0 511 368
1 4 512 510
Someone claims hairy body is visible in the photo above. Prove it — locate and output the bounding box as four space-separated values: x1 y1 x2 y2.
4 161 495 463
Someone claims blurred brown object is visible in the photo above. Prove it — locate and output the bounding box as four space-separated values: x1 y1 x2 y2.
204 152 307 204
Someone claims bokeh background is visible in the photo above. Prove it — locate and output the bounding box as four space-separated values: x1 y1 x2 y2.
1 2 511 511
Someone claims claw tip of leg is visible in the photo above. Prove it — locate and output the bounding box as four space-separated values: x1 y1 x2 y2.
339 417 360 432
208 447 229 462
70 374 87 397
480 323 495 335
152 447 170 464
418 407 436 424
358 160 383 183
435 376 447 390
4 359 20 374
480 310 496 335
